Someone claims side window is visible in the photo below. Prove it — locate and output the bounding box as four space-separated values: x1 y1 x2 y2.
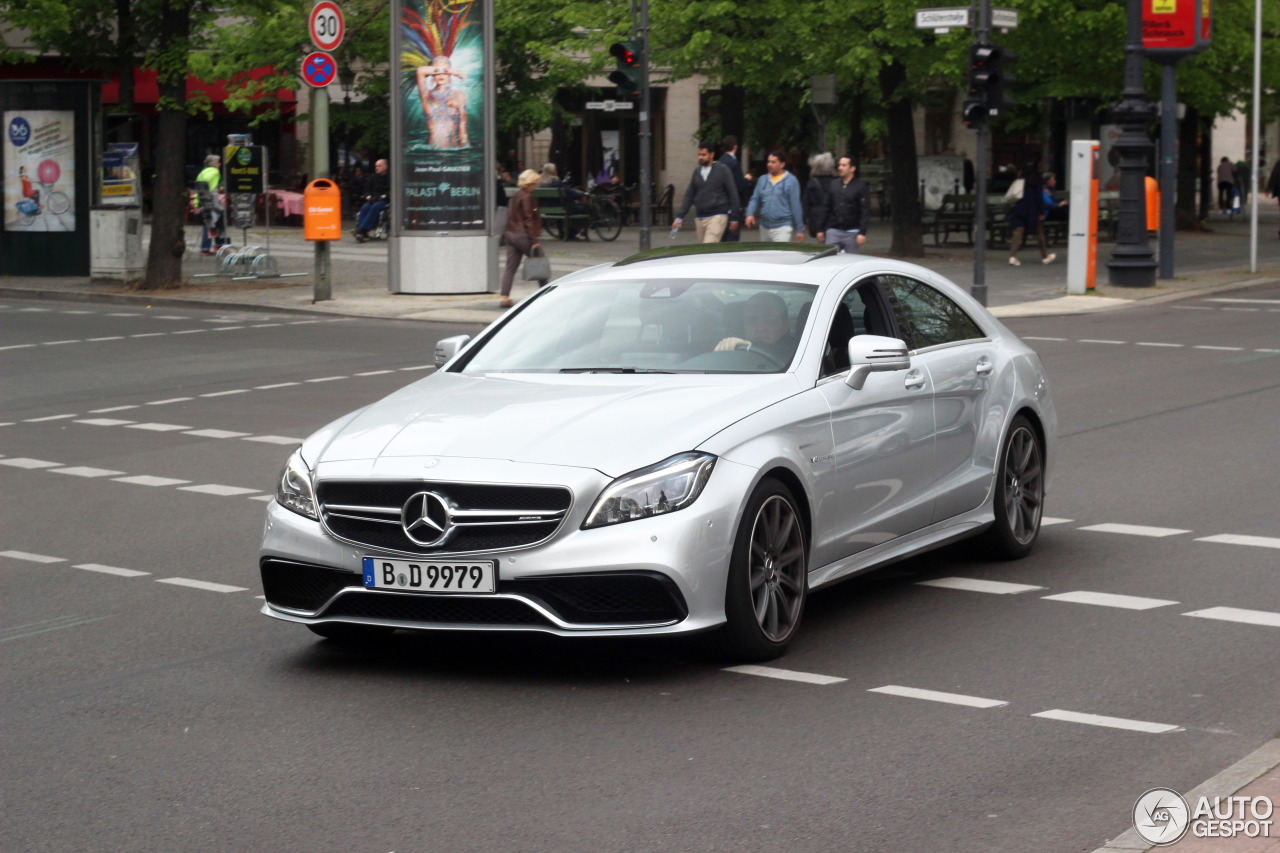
820 282 874 377
880 275 984 350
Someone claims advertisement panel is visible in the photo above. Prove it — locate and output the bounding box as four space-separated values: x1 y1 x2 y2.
1142 0 1211 57
4 110 76 232
398 0 486 230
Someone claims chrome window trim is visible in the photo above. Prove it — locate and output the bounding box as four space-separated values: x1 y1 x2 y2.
909 336 993 356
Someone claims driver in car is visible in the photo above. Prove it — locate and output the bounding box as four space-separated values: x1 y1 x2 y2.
715 292 797 362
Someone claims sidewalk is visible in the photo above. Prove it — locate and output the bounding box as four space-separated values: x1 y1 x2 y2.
3 207 1277 324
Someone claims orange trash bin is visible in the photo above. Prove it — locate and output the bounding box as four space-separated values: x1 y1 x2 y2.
304 179 342 241
1144 176 1160 232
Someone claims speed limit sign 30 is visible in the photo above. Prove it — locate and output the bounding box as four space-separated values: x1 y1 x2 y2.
309 1 345 52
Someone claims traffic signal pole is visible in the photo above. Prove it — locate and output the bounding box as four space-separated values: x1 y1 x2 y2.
638 0 652 251
971 0 991 307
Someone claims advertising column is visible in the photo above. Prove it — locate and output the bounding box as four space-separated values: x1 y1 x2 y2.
389 0 495 294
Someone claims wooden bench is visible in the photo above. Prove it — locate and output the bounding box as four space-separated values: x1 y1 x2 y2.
932 194 978 246
533 186 591 241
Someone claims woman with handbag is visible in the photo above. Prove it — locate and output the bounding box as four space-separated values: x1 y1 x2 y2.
500 168 548 308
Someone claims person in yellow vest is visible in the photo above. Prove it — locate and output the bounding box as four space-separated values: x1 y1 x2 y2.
194 154 226 255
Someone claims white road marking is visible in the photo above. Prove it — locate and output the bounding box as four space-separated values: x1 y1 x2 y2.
178 484 261 496
1135 342 1183 348
112 475 191 487
24 414 77 422
1194 533 1280 550
184 428 250 439
1041 591 1178 610
106 312 140 316
242 435 302 445
1041 517 1073 526
155 577 248 593
355 370 395 376
1193 345 1244 352
1023 336 1067 342
42 340 80 346
1221 308 1260 312
154 315 188 320
1077 523 1190 537
85 336 124 341
147 397 193 405
17 307 51 312
0 458 62 469
1079 339 1126 344
50 466 127 478
1172 305 1211 310
305 376 347 383
250 323 282 328
1257 348 1280 353
200 389 248 397
75 418 135 426
917 577 1044 595
399 364 435 371
127 423 191 432
211 326 245 331
129 332 166 338
255 382 299 389
0 550 66 563
61 310 94 314
248 495 274 502
89 405 138 413
1205 297 1280 305
0 344 36 350
1184 607 1280 628
723 665 847 685
74 563 149 578
868 685 1008 708
1031 709 1181 733
171 329 207 334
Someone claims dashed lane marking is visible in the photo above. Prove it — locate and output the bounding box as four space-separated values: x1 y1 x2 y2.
917 577 1044 595
1205 297 1280 305
1183 607 1280 628
1022 336 1067 342
1078 339 1126 345
355 370 395 376
305 376 347 383
89 405 138 413
147 397 193 406
0 550 66 563
868 685 1008 708
0 458 61 469
199 389 249 397
1194 533 1280 550
723 665 847 685
50 466 126 478
0 317 350 350
400 364 435 371
126 423 191 432
74 563 149 578
177 484 261 497
1193 345 1245 352
24 414 76 422
1041 591 1179 610
155 577 249 593
255 382 299 389
1031 709 1182 734
1135 342 1183 348
1077 523 1190 538
184 429 249 439
242 435 302 445
42 340 79 346
1041 517 1073 526
111 475 191 487
75 418 135 426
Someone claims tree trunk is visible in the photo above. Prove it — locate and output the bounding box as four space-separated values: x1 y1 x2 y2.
848 92 864 166
1175 103 1202 230
1197 117 1212 222
141 1 189 290
878 59 923 257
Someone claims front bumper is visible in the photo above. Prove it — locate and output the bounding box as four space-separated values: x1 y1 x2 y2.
259 457 757 637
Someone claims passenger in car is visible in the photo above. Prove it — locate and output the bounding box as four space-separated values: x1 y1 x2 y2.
714 292 797 360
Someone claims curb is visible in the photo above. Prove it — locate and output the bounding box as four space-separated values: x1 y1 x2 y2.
1093 739 1280 852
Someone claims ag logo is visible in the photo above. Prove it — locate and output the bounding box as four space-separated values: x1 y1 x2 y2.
237 148 252 165
438 182 451 193
8 116 31 147
1133 788 1191 845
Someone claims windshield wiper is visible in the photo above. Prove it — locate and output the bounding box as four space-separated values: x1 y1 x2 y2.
558 367 676 374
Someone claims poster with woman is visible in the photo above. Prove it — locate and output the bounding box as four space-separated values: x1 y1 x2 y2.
4 111 76 232
398 0 486 230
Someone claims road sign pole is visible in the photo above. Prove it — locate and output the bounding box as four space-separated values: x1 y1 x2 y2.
312 84 331 301
971 0 991 306
638 0 652 252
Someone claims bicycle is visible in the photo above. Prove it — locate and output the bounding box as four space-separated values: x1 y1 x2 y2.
585 192 621 242
14 179 70 227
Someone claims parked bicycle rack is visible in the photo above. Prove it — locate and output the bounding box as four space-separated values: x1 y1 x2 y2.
191 243 302 281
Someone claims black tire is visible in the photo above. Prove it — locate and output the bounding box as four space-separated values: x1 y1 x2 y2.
981 415 1044 559
710 477 808 661
591 199 622 242
307 622 395 643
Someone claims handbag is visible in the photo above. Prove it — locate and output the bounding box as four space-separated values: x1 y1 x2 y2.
521 247 551 281
1004 178 1024 203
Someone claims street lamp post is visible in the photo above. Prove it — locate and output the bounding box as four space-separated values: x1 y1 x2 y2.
1105 0 1158 288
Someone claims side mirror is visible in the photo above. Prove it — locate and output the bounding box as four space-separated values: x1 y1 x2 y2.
434 334 471 368
845 334 911 389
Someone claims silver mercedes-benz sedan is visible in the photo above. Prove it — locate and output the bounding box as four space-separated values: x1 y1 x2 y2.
260 243 1056 660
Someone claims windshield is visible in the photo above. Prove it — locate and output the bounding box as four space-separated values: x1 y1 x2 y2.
460 279 819 374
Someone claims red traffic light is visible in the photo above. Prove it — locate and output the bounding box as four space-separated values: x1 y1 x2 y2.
610 40 641 66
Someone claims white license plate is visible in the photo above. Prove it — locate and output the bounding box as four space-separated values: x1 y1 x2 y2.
362 557 496 594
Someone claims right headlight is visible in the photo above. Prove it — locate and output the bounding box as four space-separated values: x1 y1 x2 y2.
276 450 318 520
582 452 717 529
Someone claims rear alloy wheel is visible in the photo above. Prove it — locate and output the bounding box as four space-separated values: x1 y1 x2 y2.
982 415 1044 559
307 622 394 644
714 478 808 661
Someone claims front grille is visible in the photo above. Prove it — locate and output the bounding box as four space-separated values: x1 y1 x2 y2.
317 480 572 555
260 559 363 611
511 573 688 624
321 591 551 626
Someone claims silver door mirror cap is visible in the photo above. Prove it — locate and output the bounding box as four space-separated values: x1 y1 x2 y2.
846 334 911 389
434 334 472 367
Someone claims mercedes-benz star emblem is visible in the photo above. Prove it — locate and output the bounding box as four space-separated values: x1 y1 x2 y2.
401 491 452 546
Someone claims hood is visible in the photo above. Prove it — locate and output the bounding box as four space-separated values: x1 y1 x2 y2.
313 371 800 477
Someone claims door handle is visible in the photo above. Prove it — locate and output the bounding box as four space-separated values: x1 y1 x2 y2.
975 357 994 376
904 369 926 390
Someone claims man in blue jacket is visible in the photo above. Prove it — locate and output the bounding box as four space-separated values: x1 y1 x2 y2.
745 151 805 242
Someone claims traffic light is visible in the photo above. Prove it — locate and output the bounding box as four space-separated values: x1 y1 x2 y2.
989 47 1017 113
609 40 643 99
965 43 1017 125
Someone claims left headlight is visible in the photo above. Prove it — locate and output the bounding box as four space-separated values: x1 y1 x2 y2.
582 452 717 529
276 449 318 520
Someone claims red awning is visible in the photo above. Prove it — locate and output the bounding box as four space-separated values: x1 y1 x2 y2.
102 66 296 105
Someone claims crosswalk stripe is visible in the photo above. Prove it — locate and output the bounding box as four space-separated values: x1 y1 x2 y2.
1183 607 1280 628
1042 591 1178 610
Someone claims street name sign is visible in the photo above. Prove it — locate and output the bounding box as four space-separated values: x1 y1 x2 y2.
992 7 1019 29
915 7 969 31
585 101 634 112
302 51 337 88
309 1 345 52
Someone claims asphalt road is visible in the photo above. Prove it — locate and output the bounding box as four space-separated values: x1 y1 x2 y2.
2 285 1278 852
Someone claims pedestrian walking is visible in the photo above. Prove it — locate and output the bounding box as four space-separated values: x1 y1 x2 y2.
718 135 752 243
194 154 226 255
499 169 547 307
803 152 837 241
1006 162 1051 266
815 155 870 253
1216 156 1237 211
744 151 804 242
1267 159 1280 238
1235 159 1251 207
671 141 742 243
